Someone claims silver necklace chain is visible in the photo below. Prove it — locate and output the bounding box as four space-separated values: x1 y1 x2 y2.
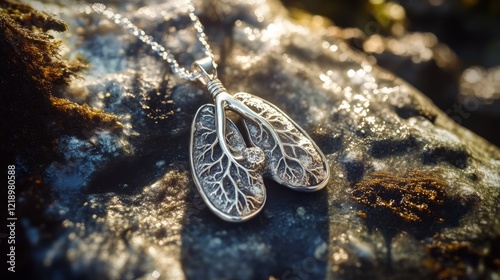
89 2 213 81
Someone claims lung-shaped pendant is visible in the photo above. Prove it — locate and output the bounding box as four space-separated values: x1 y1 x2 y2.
190 57 330 221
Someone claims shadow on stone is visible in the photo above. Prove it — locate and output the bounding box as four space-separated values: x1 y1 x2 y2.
370 137 419 159
86 132 190 195
315 133 343 155
180 179 330 280
394 105 437 123
422 147 469 169
345 160 366 182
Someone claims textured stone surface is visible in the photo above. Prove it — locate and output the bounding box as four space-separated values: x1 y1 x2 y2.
18 0 500 279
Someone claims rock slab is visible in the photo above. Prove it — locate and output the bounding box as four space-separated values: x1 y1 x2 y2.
17 0 500 279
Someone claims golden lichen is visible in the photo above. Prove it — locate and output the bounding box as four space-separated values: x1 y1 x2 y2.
351 171 447 224
0 0 121 171
425 233 500 279
50 97 122 136
0 0 84 92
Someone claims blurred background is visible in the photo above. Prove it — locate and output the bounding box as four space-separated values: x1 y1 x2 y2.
281 0 500 147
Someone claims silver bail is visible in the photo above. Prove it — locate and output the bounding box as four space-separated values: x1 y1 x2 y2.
193 56 227 100
193 56 217 86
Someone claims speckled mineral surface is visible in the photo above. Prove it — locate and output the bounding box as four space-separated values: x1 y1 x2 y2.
16 0 500 279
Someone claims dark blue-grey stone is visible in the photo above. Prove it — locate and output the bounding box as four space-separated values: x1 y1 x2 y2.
19 0 500 279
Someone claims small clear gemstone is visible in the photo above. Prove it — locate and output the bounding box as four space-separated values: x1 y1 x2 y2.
244 147 265 168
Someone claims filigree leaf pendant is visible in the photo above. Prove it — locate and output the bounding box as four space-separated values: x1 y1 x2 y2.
190 58 330 221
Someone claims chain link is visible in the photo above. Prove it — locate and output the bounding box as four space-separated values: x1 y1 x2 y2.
90 2 213 81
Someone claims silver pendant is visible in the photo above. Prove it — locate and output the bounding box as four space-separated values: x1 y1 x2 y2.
190 57 330 222
88 3 328 221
